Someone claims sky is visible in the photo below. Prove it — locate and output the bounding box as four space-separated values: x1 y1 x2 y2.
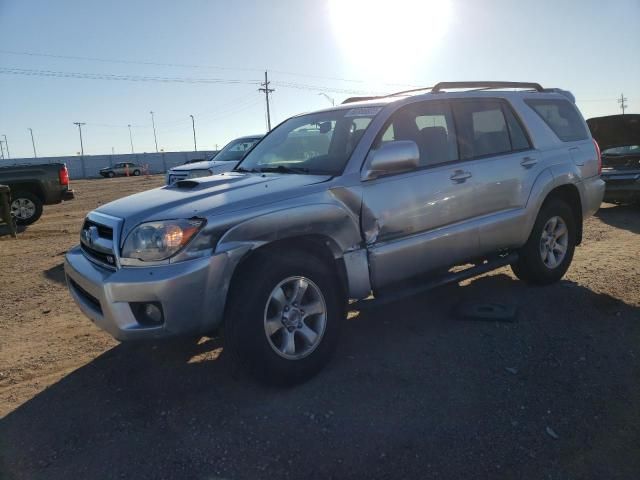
0 0 638 159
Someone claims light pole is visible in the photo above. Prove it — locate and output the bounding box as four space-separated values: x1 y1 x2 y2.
73 122 86 156
318 92 335 106
189 115 197 151
0 140 5 160
28 128 37 158
2 135 9 159
128 124 134 153
150 111 158 152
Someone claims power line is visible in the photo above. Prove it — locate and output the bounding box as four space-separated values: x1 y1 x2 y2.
0 49 420 87
0 67 383 95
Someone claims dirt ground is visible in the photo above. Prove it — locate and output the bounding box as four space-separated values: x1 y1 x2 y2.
1 176 639 479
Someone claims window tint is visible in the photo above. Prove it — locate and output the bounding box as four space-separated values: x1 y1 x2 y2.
503 107 531 151
376 101 458 167
453 101 512 159
526 99 589 142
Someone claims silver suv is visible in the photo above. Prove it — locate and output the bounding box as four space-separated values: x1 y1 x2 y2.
65 82 604 384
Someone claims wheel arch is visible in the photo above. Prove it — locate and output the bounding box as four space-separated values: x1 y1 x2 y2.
542 183 583 245
8 181 45 202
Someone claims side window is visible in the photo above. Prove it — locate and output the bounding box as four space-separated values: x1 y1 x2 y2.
503 107 531 151
525 98 589 142
452 101 512 159
375 101 458 167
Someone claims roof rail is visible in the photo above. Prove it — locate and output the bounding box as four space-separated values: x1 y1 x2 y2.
431 81 544 93
341 96 382 104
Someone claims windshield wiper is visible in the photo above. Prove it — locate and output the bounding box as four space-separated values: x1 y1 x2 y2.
258 165 310 174
234 167 260 173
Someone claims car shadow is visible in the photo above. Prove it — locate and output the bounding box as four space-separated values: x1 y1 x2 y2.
1 273 639 479
0 224 26 238
42 263 66 285
596 203 640 234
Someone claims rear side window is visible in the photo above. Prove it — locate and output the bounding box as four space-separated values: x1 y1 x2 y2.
453 101 513 159
526 99 589 142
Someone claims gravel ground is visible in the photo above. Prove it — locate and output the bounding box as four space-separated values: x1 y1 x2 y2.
1 176 639 479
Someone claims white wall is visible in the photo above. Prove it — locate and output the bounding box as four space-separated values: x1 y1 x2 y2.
5 150 218 179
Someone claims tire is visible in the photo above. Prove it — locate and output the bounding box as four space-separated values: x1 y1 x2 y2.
133 169 141 176
224 250 344 385
10 191 43 226
511 199 576 285
107 171 115 178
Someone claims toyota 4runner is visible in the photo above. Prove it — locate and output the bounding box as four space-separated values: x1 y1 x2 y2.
65 81 604 383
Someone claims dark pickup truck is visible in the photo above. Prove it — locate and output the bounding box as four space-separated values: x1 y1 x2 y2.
0 163 74 225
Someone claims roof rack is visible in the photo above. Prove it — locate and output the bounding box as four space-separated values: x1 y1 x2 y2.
341 96 382 104
431 81 543 93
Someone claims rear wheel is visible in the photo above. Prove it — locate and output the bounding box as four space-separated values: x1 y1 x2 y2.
224 251 343 384
10 191 43 225
511 199 576 285
133 169 141 176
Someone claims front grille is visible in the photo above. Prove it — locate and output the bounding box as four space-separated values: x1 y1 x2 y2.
81 244 116 268
69 278 102 314
80 216 118 269
83 219 113 239
169 173 188 184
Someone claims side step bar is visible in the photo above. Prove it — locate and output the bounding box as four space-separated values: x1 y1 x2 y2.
353 252 518 310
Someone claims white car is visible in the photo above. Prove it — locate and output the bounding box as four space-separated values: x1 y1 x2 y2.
165 135 262 185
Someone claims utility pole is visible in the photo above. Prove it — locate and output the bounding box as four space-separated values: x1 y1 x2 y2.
318 93 335 106
128 124 134 153
150 111 158 152
28 128 37 158
0 140 5 160
618 93 628 115
259 70 275 131
2 135 9 159
73 122 86 156
190 114 197 151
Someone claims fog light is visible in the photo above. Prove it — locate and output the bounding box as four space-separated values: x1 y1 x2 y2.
131 302 164 326
144 303 163 324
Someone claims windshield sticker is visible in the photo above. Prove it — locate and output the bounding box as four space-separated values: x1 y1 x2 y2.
345 107 383 117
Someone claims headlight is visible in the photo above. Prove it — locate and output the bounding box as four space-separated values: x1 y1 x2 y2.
186 169 213 179
121 219 205 262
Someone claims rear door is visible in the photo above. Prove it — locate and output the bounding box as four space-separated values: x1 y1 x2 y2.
450 99 539 252
361 100 480 290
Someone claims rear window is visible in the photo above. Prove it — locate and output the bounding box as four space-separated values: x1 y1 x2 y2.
526 99 589 142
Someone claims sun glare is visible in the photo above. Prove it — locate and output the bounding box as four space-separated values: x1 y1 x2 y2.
329 0 452 81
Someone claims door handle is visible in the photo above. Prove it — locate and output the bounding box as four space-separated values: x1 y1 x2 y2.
450 170 472 183
520 156 538 168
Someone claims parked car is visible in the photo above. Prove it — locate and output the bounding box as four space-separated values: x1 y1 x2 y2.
165 135 262 185
65 81 604 384
587 114 640 204
0 163 74 225
99 162 142 178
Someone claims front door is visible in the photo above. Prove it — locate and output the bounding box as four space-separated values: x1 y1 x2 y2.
361 100 480 290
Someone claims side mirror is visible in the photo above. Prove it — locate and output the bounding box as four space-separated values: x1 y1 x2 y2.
362 140 420 180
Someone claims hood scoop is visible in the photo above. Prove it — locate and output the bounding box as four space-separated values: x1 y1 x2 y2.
174 179 200 189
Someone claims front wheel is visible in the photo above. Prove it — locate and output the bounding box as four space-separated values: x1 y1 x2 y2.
511 199 576 285
107 171 115 178
133 169 141 176
224 251 343 384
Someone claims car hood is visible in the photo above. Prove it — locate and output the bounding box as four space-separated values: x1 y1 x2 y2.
170 160 238 172
587 114 640 151
96 172 332 239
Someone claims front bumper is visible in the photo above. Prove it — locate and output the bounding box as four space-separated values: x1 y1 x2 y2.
64 245 235 341
601 170 640 203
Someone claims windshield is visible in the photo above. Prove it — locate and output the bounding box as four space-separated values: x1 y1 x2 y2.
236 108 378 175
212 137 261 162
